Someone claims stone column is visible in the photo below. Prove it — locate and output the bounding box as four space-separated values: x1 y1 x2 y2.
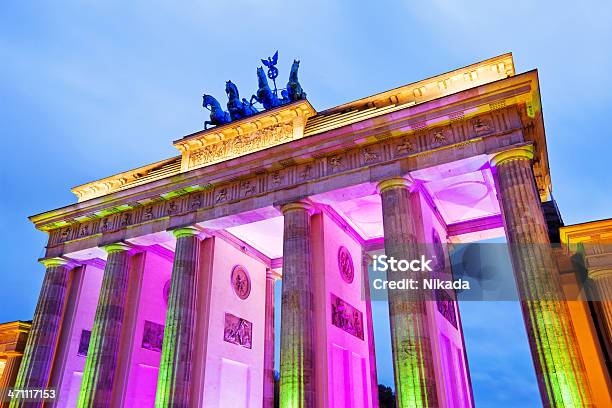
279 202 316 408
377 178 438 407
77 243 133 408
0 356 23 398
10 258 72 408
0 356 21 387
491 146 593 407
582 238 612 353
155 227 201 408
589 269 612 339
263 269 278 408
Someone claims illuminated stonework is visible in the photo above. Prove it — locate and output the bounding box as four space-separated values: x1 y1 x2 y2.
337 246 354 283
231 265 251 300
0 321 31 391
15 54 609 408
174 100 315 172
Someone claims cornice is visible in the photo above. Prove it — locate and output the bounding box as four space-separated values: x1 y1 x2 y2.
0 321 32 333
560 218 612 245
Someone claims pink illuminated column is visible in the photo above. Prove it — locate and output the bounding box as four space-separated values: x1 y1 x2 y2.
10 258 73 408
491 146 593 406
263 269 279 408
279 202 317 408
77 242 133 407
377 178 438 408
155 227 201 407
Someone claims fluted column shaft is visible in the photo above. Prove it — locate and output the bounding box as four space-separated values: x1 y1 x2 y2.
279 202 316 408
77 243 132 408
10 258 71 408
263 270 277 408
588 269 612 354
0 355 22 388
492 146 593 407
1 356 23 407
377 178 438 408
155 227 200 408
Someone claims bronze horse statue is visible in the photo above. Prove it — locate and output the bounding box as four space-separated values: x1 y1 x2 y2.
202 94 231 129
226 80 258 121
286 60 306 102
250 67 286 110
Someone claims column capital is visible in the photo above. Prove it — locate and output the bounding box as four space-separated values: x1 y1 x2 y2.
490 145 534 167
280 200 316 215
266 268 282 281
588 268 612 280
39 257 73 269
102 241 133 254
171 226 201 239
376 176 414 194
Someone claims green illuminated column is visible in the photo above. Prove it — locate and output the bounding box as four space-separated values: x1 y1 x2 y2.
10 258 73 408
77 243 133 407
155 227 200 408
492 146 593 407
377 178 438 407
279 202 316 408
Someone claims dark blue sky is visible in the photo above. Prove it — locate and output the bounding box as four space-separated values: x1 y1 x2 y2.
2 1 611 406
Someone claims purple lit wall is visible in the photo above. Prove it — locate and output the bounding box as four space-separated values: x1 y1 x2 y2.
199 237 267 407
312 212 377 408
416 192 473 406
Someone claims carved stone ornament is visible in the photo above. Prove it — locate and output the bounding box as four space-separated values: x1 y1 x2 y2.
77 329 91 356
223 313 252 349
396 137 415 153
331 294 364 340
175 100 315 173
141 320 165 352
188 123 293 169
435 289 458 328
432 229 446 272
473 117 493 136
338 246 355 284
163 279 171 305
231 265 251 300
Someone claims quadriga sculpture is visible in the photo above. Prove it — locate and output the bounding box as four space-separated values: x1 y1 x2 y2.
202 53 307 130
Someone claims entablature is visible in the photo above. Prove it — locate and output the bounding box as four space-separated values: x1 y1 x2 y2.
32 70 549 254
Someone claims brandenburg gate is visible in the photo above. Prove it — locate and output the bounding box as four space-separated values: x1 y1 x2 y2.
10 54 611 407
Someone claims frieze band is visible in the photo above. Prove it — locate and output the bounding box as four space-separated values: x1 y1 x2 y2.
47 106 522 247
188 122 295 169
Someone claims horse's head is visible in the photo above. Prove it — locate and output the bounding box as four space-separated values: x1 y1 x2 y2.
256 67 268 86
202 94 220 110
289 60 300 80
202 94 211 108
225 80 239 99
